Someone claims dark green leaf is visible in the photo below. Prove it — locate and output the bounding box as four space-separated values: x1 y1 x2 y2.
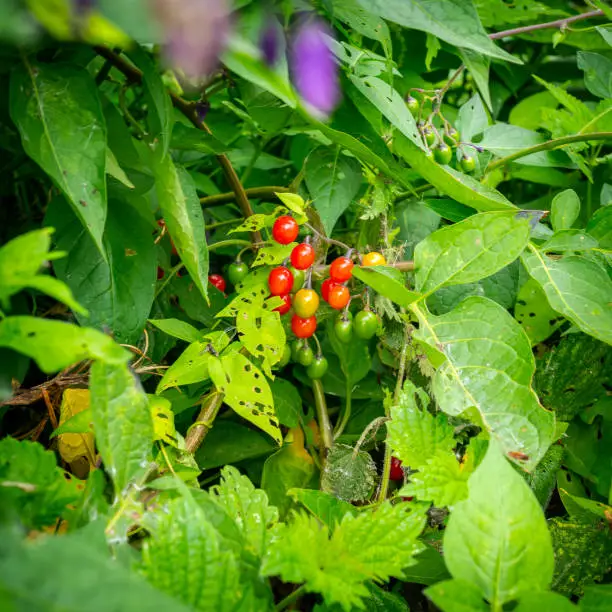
425 579 488 612
321 444 377 503
577 51 612 99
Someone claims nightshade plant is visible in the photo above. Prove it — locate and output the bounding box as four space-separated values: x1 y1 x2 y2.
1 1 612 611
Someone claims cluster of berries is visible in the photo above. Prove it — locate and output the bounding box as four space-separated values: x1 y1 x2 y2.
266 215 384 379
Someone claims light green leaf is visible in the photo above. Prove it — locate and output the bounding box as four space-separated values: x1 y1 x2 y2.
414 211 531 295
352 265 421 307
577 51 612 99
388 381 455 470
412 297 555 468
89 361 154 495
10 61 107 254
305 147 362 235
105 146 134 189
515 277 564 347
522 247 612 345
156 331 230 393
459 49 491 110
444 440 554 607
154 158 209 302
332 0 391 45
514 592 578 612
275 191 308 217
394 134 516 212
262 502 427 611
0 228 84 314
587 206 612 248
321 444 377 503
457 94 489 143
148 318 201 343
551 189 580 231
210 466 279 558
209 352 282 445
288 489 358 529
0 316 129 374
252 244 295 267
425 579 488 612
509 90 558 131
47 196 157 345
358 0 520 64
541 230 598 253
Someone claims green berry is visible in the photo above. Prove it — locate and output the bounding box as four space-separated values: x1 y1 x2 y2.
434 143 452 165
406 95 419 114
334 313 353 344
444 127 460 146
423 127 436 147
296 345 314 367
227 261 249 286
354 310 378 340
307 356 328 379
461 155 476 172
277 344 291 368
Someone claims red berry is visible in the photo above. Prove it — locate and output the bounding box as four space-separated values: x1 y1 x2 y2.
208 274 226 292
327 284 350 310
390 456 404 481
272 216 299 245
268 266 294 296
329 256 354 282
291 314 317 338
157 266 165 280
290 243 315 270
401 496 414 502
321 278 338 302
274 294 292 315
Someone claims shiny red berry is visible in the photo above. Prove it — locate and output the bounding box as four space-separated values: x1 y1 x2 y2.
157 266 165 280
290 243 315 270
329 256 354 282
274 294 292 315
321 278 338 303
208 274 226 292
328 284 350 310
291 315 317 338
390 456 404 481
268 266 294 296
272 216 299 245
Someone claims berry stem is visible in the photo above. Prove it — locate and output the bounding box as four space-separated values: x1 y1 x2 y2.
312 379 333 457
305 222 352 252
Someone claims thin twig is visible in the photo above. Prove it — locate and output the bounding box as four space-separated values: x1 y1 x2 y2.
489 9 604 39
200 186 291 208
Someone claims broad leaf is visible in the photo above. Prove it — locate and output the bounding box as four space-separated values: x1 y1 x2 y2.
412 297 555 468
522 247 612 345
514 278 563 345
352 266 421 307
414 211 531 295
89 361 154 495
305 147 362 235
0 316 129 373
321 444 377 503
208 352 282 444
551 189 580 231
425 579 488 612
270 379 303 428
288 489 358 529
577 51 612 99
10 61 107 254
580 585 612 611
514 592 578 612
154 158 209 303
148 318 201 343
444 440 554 607
47 196 157 344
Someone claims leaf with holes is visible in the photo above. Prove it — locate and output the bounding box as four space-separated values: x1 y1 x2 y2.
412 297 555 469
522 248 612 345
148 396 180 448
208 352 282 445
514 278 564 345
414 211 531 296
252 244 295 267
55 389 95 468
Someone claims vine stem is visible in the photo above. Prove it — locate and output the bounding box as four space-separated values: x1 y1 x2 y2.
489 9 604 39
312 379 333 458
93 46 262 244
274 585 307 612
377 322 410 503
200 186 291 208
185 391 225 454
486 132 612 173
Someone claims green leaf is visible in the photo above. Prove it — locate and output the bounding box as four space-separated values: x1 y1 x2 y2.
412 297 555 468
514 592 578 612
509 90 558 131
403 544 450 586
0 527 192 612
208 352 282 445
252 243 295 267
414 211 531 296
352 265 421 307
551 189 580 231
50 408 93 438
348 75 422 147
388 381 455 470
541 230 598 253
47 196 157 345
141 496 248 612
320 444 377 503
457 93 490 143
514 278 563 345
331 0 391 45
522 444 564 509
105 146 134 189
581 585 612 611
89 361 154 495
148 318 201 343
0 316 129 373
327 318 372 386
425 579 488 612
394 134 516 212
479 124 571 167
305 147 362 235
210 466 279 558
170 123 228 155
459 49 491 111
587 206 612 249
262 502 426 611
359 0 520 64
444 440 554 607
0 228 84 314
0 437 82 529
577 51 612 99
154 158 209 303
10 61 107 254
155 332 230 393
521 247 612 345
270 379 303 428
288 489 358 529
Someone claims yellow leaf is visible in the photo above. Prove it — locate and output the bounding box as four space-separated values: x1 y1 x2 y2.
57 389 96 470
149 396 181 448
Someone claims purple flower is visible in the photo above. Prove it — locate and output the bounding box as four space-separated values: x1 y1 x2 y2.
153 0 231 80
195 100 210 121
290 19 340 118
260 21 280 67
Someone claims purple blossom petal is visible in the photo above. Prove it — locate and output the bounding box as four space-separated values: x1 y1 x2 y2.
290 19 340 118
260 21 280 67
154 0 231 80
